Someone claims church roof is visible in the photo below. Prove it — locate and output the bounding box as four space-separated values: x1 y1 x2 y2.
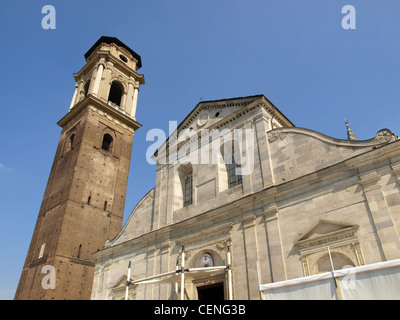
84 36 143 69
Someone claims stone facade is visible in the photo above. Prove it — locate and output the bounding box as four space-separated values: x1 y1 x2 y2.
91 94 400 300
15 37 400 300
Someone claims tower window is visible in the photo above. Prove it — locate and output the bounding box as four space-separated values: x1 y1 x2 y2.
65 133 75 154
77 244 82 259
70 134 75 148
38 243 46 259
102 134 113 152
119 54 128 63
108 81 123 107
84 80 91 97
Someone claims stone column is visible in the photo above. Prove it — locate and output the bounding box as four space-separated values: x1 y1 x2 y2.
120 91 128 112
92 63 104 97
69 84 78 110
99 62 113 101
131 85 139 119
77 80 85 102
126 82 135 116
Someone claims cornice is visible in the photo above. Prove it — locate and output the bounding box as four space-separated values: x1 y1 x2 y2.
73 51 145 84
179 97 258 132
258 95 294 128
93 186 271 259
295 225 359 253
57 94 142 131
268 127 384 147
175 222 234 246
155 98 278 162
345 139 400 170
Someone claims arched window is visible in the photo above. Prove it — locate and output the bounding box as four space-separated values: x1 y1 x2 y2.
227 160 242 188
84 80 91 97
77 244 82 259
315 252 355 274
175 163 193 209
108 81 123 107
102 133 113 152
70 134 75 148
183 174 193 207
65 133 75 154
222 141 242 188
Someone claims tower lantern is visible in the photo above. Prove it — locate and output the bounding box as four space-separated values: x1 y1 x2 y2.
70 36 144 119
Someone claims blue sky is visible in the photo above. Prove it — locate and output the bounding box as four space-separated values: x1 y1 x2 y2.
0 1 399 299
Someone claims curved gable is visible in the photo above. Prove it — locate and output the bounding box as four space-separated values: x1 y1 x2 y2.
109 188 155 247
268 127 396 184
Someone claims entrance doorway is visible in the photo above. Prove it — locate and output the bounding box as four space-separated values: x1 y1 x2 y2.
197 282 224 300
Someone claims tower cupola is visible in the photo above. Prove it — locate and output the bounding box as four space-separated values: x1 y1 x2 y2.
69 36 145 120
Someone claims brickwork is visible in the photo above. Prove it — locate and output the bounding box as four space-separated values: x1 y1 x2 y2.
15 37 144 300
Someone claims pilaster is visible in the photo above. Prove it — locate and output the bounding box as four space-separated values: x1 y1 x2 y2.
159 241 172 299
241 212 260 299
359 169 400 261
263 205 286 282
254 114 274 189
144 246 156 299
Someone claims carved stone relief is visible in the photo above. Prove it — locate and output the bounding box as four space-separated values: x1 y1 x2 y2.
267 131 287 143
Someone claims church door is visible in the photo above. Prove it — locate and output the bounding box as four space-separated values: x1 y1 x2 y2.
197 282 225 300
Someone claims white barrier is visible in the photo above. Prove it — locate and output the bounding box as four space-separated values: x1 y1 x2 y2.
260 259 400 300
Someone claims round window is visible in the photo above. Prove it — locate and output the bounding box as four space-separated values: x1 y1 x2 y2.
119 54 128 63
197 112 209 127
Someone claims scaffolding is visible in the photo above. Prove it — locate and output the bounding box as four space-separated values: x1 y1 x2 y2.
124 245 233 300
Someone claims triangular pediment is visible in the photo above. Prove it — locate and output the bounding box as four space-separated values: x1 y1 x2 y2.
295 219 358 244
111 274 137 300
178 95 263 133
112 274 131 289
153 94 294 161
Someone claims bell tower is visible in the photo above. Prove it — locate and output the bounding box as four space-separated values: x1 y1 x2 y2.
15 37 144 300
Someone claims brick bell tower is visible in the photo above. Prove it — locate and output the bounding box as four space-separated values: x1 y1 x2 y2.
15 37 144 300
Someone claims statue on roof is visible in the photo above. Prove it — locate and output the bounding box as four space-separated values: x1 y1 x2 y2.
345 118 357 140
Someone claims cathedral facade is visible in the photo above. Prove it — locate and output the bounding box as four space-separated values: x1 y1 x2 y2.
90 93 400 299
